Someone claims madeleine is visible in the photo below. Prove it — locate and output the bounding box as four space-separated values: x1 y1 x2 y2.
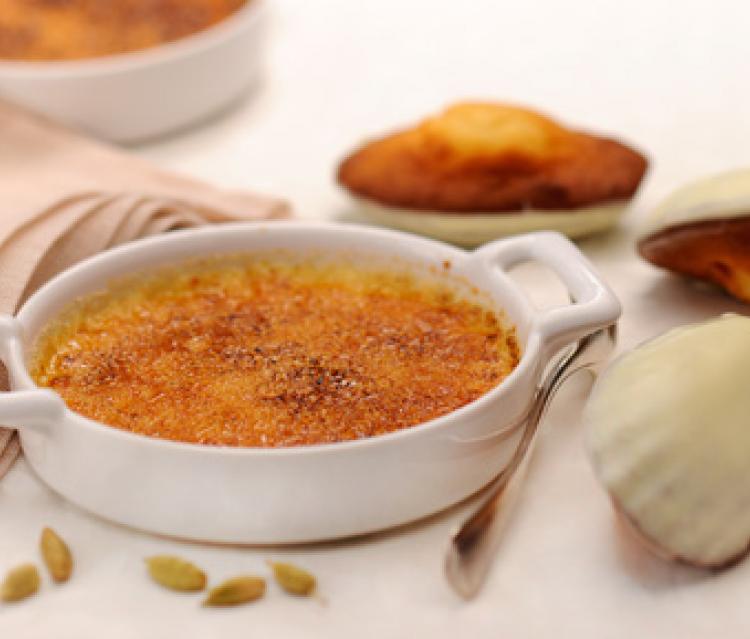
338 102 648 214
639 169 750 303
585 315 750 568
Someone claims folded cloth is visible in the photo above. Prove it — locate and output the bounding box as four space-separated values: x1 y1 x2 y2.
0 99 290 479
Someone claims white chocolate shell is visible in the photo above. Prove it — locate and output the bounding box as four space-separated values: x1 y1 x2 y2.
584 314 750 567
640 168 750 238
350 197 628 247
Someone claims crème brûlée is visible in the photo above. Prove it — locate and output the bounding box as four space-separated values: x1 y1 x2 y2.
30 256 520 448
0 0 247 61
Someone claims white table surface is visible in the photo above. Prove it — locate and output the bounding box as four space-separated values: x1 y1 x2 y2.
3 1 750 636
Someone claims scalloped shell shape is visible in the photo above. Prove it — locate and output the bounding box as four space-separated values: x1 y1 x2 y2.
584 314 750 567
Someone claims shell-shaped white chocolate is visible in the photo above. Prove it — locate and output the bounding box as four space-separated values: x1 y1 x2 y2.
351 197 628 247
584 314 750 566
640 168 750 238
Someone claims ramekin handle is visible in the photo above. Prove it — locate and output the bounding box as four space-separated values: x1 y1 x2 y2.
0 314 65 430
472 232 621 355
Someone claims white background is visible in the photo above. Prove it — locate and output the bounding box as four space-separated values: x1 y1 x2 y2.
2 0 750 636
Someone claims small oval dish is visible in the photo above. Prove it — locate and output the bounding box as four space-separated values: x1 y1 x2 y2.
0 0 266 142
0 222 620 543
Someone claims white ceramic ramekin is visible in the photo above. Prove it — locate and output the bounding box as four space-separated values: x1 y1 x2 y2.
0 222 620 543
0 1 266 142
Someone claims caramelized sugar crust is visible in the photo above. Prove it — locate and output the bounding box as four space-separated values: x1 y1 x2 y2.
337 102 648 213
639 217 750 303
30 257 519 447
0 0 246 61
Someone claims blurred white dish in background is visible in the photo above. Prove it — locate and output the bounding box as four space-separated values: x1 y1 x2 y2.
0 0 266 143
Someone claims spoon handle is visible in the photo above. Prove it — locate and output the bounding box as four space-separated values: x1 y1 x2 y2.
444 326 616 599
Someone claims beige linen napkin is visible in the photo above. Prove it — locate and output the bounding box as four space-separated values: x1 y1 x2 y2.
0 100 290 479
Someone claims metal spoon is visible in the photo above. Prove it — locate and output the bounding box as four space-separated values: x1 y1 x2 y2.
444 324 617 599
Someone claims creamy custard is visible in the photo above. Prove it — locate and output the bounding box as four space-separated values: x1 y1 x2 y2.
30 255 519 447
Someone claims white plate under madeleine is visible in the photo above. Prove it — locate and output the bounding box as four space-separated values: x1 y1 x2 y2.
350 197 630 246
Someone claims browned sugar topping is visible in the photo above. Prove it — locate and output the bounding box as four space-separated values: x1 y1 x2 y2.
30 256 519 447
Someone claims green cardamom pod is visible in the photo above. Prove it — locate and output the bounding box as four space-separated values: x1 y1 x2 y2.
203 576 266 606
40 527 73 583
269 561 316 596
146 555 206 592
1 563 40 602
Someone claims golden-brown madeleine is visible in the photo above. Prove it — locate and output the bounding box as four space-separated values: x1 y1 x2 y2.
337 102 648 213
638 169 750 303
